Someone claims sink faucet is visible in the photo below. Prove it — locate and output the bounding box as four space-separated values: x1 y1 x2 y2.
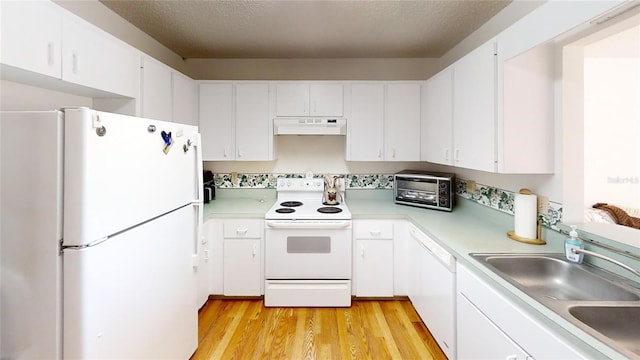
571 248 640 278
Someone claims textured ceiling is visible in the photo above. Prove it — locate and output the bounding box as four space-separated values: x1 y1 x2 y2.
98 0 512 59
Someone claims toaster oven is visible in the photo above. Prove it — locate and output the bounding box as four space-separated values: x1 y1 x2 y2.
394 170 455 211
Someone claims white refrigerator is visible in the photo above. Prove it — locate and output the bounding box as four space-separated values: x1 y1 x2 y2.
1 108 203 359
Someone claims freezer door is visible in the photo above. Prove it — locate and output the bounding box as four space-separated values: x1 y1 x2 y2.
1 111 63 359
63 108 200 246
63 205 198 359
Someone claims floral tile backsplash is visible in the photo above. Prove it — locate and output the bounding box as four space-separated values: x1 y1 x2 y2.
213 173 562 229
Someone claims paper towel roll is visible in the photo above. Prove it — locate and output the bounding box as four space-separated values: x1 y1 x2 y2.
514 191 537 239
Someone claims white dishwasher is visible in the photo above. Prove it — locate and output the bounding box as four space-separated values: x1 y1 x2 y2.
408 223 456 359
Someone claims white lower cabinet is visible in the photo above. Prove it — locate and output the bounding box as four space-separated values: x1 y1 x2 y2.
355 239 393 297
222 219 263 296
457 292 531 359
223 238 261 296
457 264 588 359
353 220 394 297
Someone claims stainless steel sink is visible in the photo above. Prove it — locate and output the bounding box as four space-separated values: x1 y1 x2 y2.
481 254 639 301
569 306 640 357
471 253 640 359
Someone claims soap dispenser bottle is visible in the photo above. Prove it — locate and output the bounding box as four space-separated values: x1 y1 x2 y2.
565 225 584 263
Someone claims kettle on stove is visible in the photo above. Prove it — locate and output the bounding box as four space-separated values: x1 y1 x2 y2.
323 175 341 205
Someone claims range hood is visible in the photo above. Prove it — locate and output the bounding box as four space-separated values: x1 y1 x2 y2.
273 118 346 135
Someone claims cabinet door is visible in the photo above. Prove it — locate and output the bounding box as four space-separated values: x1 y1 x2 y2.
199 83 234 160
453 40 497 172
140 55 173 122
309 83 344 116
172 72 198 126
0 1 62 79
347 83 385 161
62 15 137 97
235 83 272 160
422 68 454 165
386 83 421 161
223 239 261 296
276 83 309 116
355 239 393 297
457 292 531 359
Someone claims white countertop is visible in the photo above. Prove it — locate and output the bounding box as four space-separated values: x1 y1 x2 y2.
203 189 627 359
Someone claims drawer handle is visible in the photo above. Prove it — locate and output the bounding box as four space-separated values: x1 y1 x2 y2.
369 230 381 236
252 243 257 257
236 228 248 236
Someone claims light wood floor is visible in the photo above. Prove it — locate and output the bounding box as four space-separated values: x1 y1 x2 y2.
191 299 448 360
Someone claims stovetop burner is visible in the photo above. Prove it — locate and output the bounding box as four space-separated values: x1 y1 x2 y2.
317 207 343 214
280 201 303 207
265 177 351 220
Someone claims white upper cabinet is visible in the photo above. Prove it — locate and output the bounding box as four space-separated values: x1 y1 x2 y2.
199 83 234 160
172 72 199 126
449 38 554 173
140 54 199 125
1 1 137 98
62 14 137 98
347 82 421 161
234 83 272 160
385 83 421 161
1 1 63 79
199 82 274 161
140 55 173 122
346 83 385 161
421 67 454 165
452 40 497 172
275 83 344 116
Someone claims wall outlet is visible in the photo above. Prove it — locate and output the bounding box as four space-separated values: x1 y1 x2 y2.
231 171 238 186
537 195 549 214
466 180 477 193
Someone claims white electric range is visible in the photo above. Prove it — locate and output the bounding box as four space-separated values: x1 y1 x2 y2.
264 177 352 307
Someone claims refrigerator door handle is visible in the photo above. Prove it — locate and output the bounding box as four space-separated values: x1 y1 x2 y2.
193 133 204 204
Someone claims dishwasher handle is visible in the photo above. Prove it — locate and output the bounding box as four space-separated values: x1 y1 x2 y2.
410 225 456 272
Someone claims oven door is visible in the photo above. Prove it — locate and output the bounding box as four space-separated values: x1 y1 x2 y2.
264 220 352 279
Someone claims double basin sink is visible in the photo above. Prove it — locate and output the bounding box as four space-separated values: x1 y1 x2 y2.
471 253 640 358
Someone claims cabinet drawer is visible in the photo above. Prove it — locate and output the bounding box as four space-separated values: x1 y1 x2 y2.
354 220 393 239
223 219 262 238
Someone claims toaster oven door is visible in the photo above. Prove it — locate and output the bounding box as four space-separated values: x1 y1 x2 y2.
395 178 439 206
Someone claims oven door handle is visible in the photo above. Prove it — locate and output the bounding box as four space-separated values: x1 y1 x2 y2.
265 220 352 229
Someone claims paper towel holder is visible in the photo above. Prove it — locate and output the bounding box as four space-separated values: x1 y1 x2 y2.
507 188 546 245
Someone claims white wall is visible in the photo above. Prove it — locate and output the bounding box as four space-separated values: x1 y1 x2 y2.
583 28 640 209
